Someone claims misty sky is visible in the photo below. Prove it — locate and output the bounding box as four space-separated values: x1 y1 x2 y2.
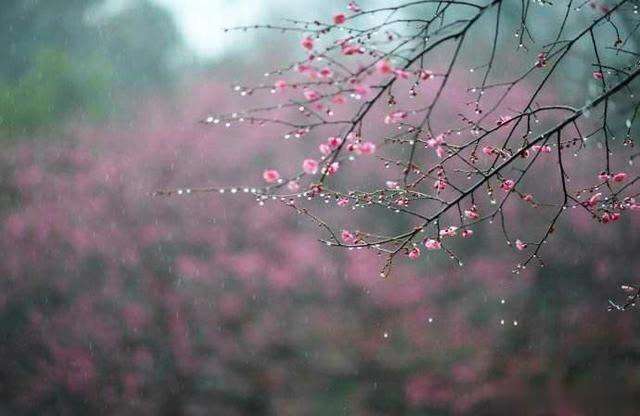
152 0 266 57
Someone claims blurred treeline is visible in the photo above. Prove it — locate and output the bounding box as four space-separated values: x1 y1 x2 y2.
0 0 189 139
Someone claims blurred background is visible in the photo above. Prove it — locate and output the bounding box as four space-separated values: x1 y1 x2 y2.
1 0 639 414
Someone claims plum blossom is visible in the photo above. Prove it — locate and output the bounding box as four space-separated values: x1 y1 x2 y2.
356 142 376 155
394 69 411 79
303 89 320 101
341 229 356 244
337 197 349 207
439 226 458 237
287 181 300 192
326 162 340 175
301 36 314 50
464 207 479 220
612 172 627 182
347 1 361 12
333 13 346 25
426 134 446 158
593 70 604 80
319 143 332 155
500 179 515 192
419 69 434 80
302 159 319 175
384 111 407 124
424 238 442 250
274 80 287 91
601 212 621 223
353 84 370 97
376 59 394 75
627 198 640 210
341 43 364 55
584 192 602 208
531 145 552 153
296 63 312 73
408 247 421 259
386 180 399 189
318 67 333 78
515 239 527 251
433 179 447 190
331 95 346 105
263 169 280 183
328 136 343 149
462 229 474 238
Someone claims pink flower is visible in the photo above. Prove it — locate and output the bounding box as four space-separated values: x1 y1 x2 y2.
439 226 458 237
462 229 474 238
319 67 333 78
501 179 515 192
274 79 287 91
482 146 494 156
523 194 534 203
347 1 361 12
328 136 343 149
426 134 444 148
319 143 332 155
333 13 346 25
263 169 280 183
358 141 376 155
612 172 627 182
394 69 411 79
341 229 356 244
419 69 433 80
376 59 394 75
386 180 399 189
515 239 527 251
532 145 552 153
353 84 370 97
326 162 340 175
331 94 346 105
301 36 314 50
585 192 602 208
302 158 319 175
384 111 407 124
408 247 421 259
433 179 447 190
303 89 320 101
464 208 479 220
598 171 610 181
424 238 441 250
593 70 604 80
341 43 364 55
337 197 349 207
427 134 445 158
287 181 300 192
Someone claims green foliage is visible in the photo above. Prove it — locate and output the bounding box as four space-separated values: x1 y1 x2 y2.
0 0 185 139
0 49 115 136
